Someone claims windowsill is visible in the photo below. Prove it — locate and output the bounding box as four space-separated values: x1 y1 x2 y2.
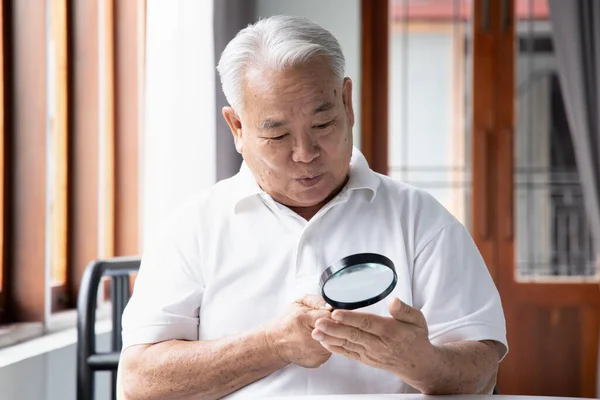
0 303 113 367
515 275 600 283
0 322 44 349
44 302 113 333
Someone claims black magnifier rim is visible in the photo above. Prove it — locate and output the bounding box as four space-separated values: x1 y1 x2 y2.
320 253 397 310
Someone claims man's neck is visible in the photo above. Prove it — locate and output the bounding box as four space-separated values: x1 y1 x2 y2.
290 203 326 221
289 175 349 221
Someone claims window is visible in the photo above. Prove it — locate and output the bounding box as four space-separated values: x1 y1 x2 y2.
513 3 599 280
0 1 145 329
388 0 472 225
0 0 5 320
49 0 69 311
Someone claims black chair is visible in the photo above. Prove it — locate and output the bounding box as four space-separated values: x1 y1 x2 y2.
76 256 141 400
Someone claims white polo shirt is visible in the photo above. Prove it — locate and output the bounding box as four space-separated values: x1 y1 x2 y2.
122 148 507 398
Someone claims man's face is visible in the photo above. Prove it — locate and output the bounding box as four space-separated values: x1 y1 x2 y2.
223 57 355 209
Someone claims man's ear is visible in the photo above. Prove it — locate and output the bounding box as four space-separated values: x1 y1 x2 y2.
342 77 355 128
222 106 244 153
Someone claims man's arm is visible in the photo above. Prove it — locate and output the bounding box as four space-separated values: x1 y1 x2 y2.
313 298 502 395
120 329 286 400
120 295 332 400
417 339 500 394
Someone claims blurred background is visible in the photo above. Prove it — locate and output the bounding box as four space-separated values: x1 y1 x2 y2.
0 0 598 399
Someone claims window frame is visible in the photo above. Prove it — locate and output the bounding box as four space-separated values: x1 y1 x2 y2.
5 0 48 323
0 0 144 329
0 0 5 322
49 0 70 313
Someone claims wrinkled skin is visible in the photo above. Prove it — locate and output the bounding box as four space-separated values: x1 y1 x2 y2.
222 57 355 220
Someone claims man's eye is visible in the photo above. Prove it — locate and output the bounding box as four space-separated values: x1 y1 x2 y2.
268 134 288 141
314 121 333 129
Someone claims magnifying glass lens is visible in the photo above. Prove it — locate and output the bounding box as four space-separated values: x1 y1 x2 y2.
320 254 397 310
323 263 393 303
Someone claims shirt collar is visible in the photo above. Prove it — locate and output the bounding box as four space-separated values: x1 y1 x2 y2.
344 147 381 201
232 147 381 210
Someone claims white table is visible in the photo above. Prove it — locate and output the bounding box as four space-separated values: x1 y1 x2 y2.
265 395 590 400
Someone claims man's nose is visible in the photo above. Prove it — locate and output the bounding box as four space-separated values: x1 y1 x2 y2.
292 136 320 164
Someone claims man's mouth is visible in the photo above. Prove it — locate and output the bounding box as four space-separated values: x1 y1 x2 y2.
296 174 323 187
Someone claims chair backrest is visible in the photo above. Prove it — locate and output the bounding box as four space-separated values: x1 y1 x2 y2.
76 256 141 400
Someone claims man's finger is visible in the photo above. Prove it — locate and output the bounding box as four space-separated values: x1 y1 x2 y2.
314 317 378 345
298 294 332 310
320 342 361 361
312 328 366 353
306 309 333 328
329 310 388 336
387 298 426 327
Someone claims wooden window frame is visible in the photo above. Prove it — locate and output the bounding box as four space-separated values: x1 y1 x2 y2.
4 0 48 323
66 0 101 308
64 0 145 311
0 0 5 322
114 0 142 258
0 0 144 326
99 0 144 300
50 0 70 313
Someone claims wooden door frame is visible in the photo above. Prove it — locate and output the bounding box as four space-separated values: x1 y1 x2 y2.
361 0 599 396
493 0 600 395
360 0 497 277
360 0 388 175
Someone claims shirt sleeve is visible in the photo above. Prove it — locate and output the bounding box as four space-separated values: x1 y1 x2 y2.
412 221 508 360
121 210 204 350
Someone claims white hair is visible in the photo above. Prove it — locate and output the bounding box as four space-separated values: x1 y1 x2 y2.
216 15 346 111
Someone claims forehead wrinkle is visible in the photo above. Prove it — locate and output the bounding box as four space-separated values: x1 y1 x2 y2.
256 97 337 127
258 119 287 130
244 68 340 126
313 101 335 115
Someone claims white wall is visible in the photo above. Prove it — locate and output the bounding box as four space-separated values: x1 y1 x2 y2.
142 0 217 248
254 0 362 147
0 331 111 400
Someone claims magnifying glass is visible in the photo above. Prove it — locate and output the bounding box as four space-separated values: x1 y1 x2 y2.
320 253 397 310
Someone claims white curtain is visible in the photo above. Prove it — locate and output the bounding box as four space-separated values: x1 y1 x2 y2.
549 1 600 396
549 0 600 262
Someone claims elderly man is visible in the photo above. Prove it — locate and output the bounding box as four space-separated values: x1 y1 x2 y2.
119 15 507 399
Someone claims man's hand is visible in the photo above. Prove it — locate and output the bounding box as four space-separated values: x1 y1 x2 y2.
312 297 436 385
265 294 334 368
